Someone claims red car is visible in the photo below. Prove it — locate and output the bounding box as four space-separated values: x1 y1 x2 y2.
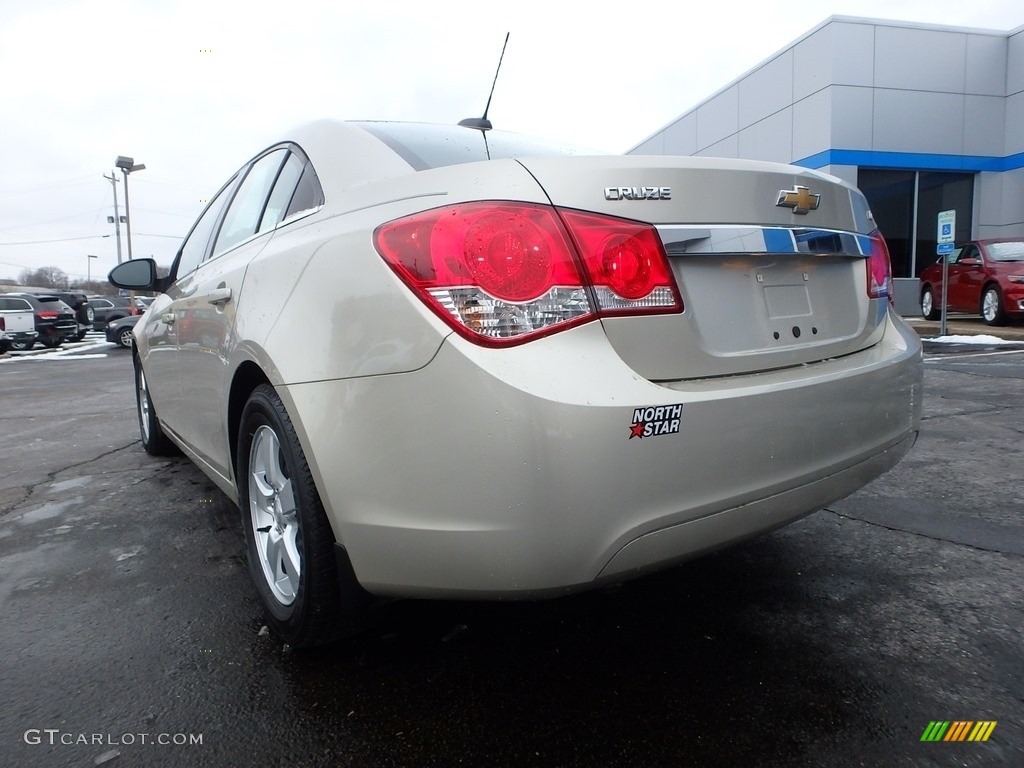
919 238 1024 325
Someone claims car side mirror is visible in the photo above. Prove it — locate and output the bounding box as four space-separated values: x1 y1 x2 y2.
959 257 981 266
108 258 168 292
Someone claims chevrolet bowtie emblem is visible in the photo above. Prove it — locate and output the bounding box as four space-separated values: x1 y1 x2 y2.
776 185 821 215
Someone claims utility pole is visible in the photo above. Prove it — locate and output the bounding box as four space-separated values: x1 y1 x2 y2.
103 171 124 264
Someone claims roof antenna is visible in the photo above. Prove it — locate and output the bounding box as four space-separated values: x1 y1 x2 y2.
458 32 509 132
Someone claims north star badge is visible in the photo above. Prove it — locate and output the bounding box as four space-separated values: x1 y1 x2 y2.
629 404 684 439
776 185 821 215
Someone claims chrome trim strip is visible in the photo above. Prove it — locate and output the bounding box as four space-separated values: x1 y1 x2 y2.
658 225 871 258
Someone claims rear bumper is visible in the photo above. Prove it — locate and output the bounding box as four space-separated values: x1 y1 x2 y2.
280 310 923 598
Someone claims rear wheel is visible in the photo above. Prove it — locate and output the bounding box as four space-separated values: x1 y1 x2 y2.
135 360 178 455
75 330 88 342
10 338 34 352
981 285 1005 326
41 336 62 349
238 384 361 647
920 286 940 321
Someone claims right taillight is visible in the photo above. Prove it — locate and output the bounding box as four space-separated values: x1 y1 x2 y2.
37 311 58 320
867 230 893 302
558 209 682 316
374 201 682 346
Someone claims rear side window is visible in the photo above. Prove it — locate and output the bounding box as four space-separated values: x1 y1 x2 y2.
285 162 324 220
213 149 288 256
258 152 305 233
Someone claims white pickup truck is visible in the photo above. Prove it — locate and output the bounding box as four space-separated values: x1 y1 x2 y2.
0 295 40 350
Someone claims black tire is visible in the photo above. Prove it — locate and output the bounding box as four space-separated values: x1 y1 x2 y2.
135 358 178 455
10 338 34 352
237 384 361 647
117 327 134 348
41 336 62 349
981 284 1006 326
920 286 941 321
75 330 88 342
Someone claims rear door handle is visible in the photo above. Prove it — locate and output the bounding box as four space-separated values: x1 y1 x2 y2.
208 287 232 306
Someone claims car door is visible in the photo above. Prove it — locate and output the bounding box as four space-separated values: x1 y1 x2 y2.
172 147 294 483
140 172 241 440
947 244 982 311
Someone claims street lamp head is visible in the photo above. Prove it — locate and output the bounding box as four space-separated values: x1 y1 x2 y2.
116 156 145 173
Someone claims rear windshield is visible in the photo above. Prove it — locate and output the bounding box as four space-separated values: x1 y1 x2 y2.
355 121 603 171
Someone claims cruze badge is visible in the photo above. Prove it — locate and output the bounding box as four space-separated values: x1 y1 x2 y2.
605 186 671 201
776 185 821 215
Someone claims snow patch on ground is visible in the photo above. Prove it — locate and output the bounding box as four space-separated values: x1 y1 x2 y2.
922 334 1017 345
0 334 114 363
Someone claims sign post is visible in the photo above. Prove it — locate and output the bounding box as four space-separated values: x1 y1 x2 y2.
936 210 956 336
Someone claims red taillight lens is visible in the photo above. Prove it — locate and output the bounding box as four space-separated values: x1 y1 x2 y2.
867 231 893 302
37 311 58 320
558 209 682 315
375 202 682 345
385 202 582 303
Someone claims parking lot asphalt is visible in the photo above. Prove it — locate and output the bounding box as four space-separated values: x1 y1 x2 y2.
1 333 1022 767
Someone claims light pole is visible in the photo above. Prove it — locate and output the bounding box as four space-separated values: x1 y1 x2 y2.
103 172 124 264
115 155 145 261
86 254 99 283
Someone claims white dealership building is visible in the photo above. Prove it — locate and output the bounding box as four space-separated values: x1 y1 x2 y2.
630 16 1024 315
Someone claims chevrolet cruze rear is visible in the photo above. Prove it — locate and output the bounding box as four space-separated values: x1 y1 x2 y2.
110 120 922 647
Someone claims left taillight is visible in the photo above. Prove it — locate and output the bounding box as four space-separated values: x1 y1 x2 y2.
373 201 682 346
867 230 893 302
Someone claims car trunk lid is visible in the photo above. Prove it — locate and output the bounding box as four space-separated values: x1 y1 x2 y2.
517 155 886 380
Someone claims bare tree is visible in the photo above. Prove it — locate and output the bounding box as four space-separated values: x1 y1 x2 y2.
18 266 70 289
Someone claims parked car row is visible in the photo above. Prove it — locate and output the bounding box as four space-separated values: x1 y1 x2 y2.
0 292 147 351
0 293 78 350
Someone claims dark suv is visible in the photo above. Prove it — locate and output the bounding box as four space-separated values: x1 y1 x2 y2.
31 290 95 341
1 293 78 350
88 295 140 330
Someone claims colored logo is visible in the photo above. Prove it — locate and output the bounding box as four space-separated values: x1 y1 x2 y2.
920 721 996 742
629 404 684 439
776 185 821 215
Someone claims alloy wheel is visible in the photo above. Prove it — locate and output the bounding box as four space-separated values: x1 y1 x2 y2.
248 425 301 606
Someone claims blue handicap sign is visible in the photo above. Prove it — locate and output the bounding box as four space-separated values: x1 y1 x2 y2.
941 223 952 236
937 242 955 255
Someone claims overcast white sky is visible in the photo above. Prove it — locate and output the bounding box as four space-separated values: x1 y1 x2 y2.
0 0 1020 284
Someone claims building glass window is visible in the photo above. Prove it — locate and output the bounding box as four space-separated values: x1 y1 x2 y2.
858 169 973 278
